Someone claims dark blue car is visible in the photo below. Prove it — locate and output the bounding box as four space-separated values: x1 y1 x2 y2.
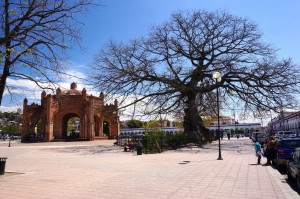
287 147 300 194
274 138 300 169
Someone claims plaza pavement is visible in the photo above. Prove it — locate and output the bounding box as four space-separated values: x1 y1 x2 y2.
0 137 299 199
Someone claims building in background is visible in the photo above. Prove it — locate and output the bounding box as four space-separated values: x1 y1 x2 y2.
267 111 300 135
120 116 261 137
207 115 261 134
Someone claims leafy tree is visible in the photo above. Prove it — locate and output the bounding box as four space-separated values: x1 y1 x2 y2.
119 122 126 129
203 116 218 127
0 111 21 122
0 0 96 105
126 119 144 128
3 112 11 119
91 10 300 144
67 117 80 133
145 120 161 129
173 121 183 128
1 123 21 135
14 113 22 124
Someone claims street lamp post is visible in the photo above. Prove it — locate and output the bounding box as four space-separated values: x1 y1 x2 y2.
270 111 273 135
213 72 223 160
8 121 12 147
8 136 11 147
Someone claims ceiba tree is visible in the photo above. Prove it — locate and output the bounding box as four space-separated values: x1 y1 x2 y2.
91 10 300 143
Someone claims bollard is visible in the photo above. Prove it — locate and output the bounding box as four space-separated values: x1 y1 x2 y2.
0 157 8 175
136 145 143 155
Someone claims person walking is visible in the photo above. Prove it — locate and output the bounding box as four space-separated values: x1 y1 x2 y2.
254 141 262 165
226 131 231 140
221 130 224 140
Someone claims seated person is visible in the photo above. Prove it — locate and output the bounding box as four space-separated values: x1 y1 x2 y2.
124 141 134 151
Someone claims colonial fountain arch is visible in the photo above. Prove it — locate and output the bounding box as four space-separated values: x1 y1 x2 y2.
21 82 119 142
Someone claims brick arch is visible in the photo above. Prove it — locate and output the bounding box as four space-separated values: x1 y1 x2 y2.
52 109 84 140
21 83 120 142
101 111 119 139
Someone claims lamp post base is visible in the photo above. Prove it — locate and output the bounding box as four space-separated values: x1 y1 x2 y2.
217 156 223 160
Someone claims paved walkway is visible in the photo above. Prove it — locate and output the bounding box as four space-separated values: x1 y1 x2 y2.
0 138 299 199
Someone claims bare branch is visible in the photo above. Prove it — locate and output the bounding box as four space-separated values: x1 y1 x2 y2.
0 0 99 105
91 10 300 143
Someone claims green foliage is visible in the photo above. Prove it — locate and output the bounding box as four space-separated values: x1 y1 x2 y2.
144 131 165 142
169 131 189 146
120 122 126 129
127 119 144 128
142 130 188 153
234 129 244 134
145 120 161 128
230 129 244 134
142 131 165 153
36 120 42 134
1 124 21 135
173 121 183 128
0 111 22 121
67 117 79 133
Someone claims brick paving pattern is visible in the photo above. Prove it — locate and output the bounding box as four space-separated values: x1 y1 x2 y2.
0 138 299 199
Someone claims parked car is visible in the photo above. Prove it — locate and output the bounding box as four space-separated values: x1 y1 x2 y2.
274 138 300 169
256 133 269 146
244 132 249 137
251 132 264 142
276 131 296 138
286 147 300 193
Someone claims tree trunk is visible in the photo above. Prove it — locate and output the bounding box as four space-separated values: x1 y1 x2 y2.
0 0 10 106
183 96 211 144
0 74 7 106
0 52 10 106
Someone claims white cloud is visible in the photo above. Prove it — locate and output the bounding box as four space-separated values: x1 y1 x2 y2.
1 61 94 110
7 78 38 91
0 105 22 112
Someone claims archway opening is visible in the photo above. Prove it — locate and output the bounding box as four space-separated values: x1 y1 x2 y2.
94 115 101 137
103 120 110 137
62 113 80 139
67 117 80 139
36 119 45 139
27 119 41 140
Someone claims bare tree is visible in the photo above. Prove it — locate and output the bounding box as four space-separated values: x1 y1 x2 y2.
91 10 300 143
0 0 96 105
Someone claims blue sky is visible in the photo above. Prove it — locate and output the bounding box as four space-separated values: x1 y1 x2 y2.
2 0 300 123
71 0 300 65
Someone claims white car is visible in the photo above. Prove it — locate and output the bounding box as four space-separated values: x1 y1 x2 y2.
251 132 264 142
276 131 296 138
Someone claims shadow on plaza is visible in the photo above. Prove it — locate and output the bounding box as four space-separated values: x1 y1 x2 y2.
247 163 299 195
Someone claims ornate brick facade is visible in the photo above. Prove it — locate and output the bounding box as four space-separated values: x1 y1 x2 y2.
21 82 119 142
